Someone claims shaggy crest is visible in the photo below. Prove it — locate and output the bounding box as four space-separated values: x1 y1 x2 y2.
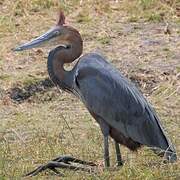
57 11 65 26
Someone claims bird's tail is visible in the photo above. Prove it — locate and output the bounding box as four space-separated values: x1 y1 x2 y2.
151 145 177 163
150 109 178 163
164 146 177 163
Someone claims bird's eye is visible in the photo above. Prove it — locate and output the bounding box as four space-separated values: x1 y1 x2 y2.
66 44 71 49
54 31 60 35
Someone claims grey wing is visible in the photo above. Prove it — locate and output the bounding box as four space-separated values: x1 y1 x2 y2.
75 53 172 151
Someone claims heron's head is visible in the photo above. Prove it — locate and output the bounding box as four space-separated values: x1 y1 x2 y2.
13 11 83 56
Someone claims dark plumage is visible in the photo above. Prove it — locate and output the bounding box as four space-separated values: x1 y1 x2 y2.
14 12 177 176
57 52 176 158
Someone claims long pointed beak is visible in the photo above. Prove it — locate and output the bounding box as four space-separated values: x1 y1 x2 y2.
13 26 62 51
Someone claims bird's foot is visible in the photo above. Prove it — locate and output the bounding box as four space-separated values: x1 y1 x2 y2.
117 160 123 167
24 155 96 177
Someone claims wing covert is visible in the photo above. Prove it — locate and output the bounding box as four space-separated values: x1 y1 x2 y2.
74 53 169 150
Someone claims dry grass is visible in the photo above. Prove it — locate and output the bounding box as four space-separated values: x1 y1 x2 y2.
0 0 180 179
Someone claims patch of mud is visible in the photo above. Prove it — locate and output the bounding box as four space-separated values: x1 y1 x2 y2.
7 78 55 103
128 69 159 96
130 74 159 96
4 68 174 103
129 68 178 97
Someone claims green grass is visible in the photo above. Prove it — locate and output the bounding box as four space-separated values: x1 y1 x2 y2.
0 0 179 179
122 0 179 22
97 36 111 45
0 74 11 81
146 13 164 22
76 11 92 23
22 76 42 86
0 16 16 34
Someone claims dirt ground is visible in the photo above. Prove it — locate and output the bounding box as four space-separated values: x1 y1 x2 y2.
0 0 179 179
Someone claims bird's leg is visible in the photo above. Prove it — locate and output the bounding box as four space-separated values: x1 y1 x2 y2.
114 141 123 166
98 118 110 167
104 135 110 167
25 155 96 177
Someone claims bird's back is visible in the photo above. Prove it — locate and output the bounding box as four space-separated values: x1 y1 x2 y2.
73 52 177 162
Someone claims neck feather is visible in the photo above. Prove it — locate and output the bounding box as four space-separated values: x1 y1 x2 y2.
47 47 73 91
47 28 82 92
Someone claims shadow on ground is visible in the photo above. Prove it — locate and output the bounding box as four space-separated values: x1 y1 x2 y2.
5 68 161 103
7 78 54 103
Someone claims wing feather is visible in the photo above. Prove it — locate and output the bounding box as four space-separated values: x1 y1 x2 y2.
75 53 172 151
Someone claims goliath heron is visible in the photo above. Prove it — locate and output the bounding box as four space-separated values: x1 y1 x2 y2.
14 12 177 176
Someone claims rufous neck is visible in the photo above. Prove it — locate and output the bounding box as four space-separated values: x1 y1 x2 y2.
47 27 83 90
47 44 82 91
